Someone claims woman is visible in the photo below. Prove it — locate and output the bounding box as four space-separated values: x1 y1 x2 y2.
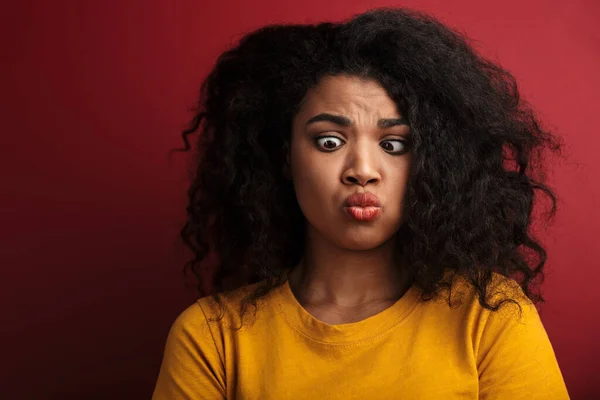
153 7 569 399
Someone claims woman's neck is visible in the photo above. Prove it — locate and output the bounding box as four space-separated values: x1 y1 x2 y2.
287 238 413 309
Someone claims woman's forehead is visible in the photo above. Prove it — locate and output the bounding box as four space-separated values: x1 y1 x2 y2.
297 76 402 122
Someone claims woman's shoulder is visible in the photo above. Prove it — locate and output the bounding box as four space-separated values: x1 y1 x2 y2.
176 280 282 331
456 272 546 344
439 270 532 308
419 270 538 330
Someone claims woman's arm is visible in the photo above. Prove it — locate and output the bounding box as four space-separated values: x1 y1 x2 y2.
152 302 226 400
477 294 569 400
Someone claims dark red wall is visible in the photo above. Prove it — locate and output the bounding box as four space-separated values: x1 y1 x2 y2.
2 0 599 398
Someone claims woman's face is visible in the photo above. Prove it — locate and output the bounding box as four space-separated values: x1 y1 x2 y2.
288 74 413 250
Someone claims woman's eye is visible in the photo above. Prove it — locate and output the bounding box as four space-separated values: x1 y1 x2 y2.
314 136 409 154
380 140 408 154
315 136 344 151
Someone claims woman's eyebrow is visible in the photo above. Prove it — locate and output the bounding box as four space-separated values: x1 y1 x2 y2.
306 113 409 128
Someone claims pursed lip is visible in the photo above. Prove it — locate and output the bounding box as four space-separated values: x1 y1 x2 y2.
343 192 382 207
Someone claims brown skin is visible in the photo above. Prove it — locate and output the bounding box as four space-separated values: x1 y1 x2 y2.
285 74 414 324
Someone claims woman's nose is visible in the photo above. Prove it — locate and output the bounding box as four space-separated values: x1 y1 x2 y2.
341 143 381 186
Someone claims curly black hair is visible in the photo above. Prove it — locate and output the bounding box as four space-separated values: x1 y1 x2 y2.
171 7 565 324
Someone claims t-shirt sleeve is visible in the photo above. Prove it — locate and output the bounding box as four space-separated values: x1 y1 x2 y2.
476 284 569 400
152 301 226 400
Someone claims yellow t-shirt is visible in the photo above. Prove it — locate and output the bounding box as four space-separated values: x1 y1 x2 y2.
152 274 569 399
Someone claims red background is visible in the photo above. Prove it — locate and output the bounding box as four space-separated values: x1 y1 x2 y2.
2 0 599 398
